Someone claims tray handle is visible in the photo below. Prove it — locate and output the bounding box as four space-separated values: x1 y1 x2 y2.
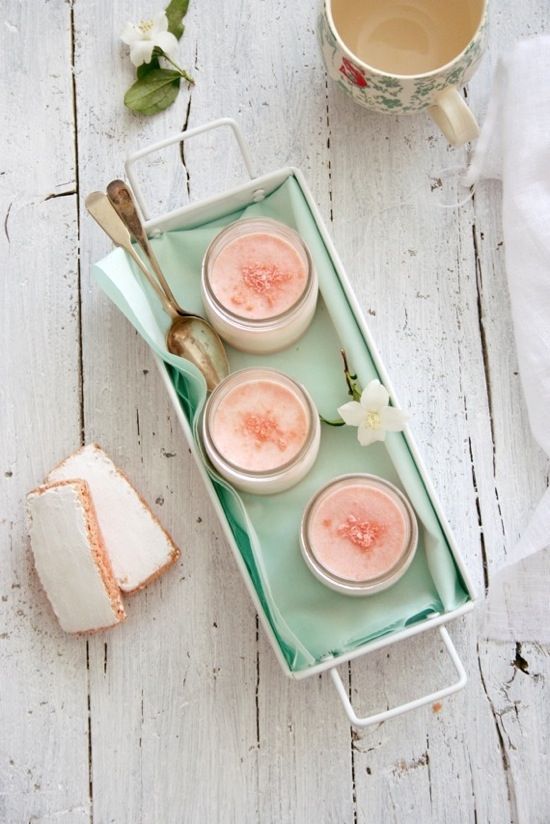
125 117 256 221
330 626 467 728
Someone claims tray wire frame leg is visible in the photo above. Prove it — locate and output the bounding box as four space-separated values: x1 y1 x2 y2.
125 118 256 221
330 626 467 728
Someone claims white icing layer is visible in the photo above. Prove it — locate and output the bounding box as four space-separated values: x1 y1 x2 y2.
48 445 177 591
27 483 121 633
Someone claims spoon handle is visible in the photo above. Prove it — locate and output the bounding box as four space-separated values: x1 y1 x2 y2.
125 243 179 318
85 192 177 319
106 180 181 313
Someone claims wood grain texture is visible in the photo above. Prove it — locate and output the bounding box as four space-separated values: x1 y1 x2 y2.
324 89 509 823
0 2 89 822
1 0 549 822
468 5 550 822
181 2 356 820
73 2 259 822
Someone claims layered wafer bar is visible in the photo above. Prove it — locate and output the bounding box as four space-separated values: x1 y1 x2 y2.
48 444 180 593
27 479 126 633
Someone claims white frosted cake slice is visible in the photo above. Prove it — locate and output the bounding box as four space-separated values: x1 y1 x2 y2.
27 480 126 633
48 444 180 593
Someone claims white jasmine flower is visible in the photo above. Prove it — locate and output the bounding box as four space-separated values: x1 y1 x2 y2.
337 379 407 446
121 12 178 67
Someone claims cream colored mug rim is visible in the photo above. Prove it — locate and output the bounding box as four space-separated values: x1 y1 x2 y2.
324 0 488 81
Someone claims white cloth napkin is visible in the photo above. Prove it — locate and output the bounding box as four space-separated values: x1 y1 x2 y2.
465 36 550 641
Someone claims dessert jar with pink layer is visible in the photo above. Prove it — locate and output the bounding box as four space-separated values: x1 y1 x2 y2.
200 367 321 495
300 474 418 595
201 218 318 353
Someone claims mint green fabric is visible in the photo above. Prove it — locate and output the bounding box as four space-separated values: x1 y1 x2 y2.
93 175 470 672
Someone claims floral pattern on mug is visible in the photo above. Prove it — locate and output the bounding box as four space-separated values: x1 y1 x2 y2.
319 9 487 114
339 57 367 88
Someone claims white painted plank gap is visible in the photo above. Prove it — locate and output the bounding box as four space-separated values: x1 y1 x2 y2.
324 103 512 820
180 0 356 818
464 6 550 821
0 1 89 822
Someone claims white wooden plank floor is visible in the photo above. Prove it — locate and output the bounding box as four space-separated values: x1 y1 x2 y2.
1 2 549 822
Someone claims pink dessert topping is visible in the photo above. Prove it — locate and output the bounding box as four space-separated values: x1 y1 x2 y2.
337 515 381 550
241 263 292 306
243 412 288 451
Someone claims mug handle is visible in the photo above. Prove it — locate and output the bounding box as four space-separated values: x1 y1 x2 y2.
428 87 480 147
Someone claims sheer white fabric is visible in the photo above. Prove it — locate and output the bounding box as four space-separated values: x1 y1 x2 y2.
466 36 550 642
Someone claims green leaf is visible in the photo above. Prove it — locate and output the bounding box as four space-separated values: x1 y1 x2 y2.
136 56 160 80
124 69 181 115
165 0 189 39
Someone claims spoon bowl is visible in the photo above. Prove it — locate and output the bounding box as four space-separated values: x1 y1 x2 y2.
167 315 230 391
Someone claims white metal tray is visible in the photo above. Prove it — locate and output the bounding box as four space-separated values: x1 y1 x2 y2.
122 118 476 728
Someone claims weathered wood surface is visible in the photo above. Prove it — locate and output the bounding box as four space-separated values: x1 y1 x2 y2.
1 1 548 822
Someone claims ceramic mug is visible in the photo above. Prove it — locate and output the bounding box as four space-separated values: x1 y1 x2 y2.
320 0 487 146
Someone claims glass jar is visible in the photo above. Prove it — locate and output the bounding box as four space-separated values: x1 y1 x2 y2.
200 367 321 495
300 474 418 595
201 218 318 353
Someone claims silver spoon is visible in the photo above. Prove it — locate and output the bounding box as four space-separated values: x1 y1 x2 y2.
106 179 181 315
85 191 229 391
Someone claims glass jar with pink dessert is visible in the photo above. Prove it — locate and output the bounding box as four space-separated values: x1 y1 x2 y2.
201 218 318 353
200 367 321 495
300 474 418 595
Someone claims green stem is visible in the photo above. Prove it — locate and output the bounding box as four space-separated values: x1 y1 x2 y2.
319 414 346 427
318 350 363 429
340 348 362 401
161 51 194 84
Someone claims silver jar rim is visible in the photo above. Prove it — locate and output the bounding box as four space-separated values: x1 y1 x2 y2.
201 367 320 482
300 473 419 596
202 217 316 330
